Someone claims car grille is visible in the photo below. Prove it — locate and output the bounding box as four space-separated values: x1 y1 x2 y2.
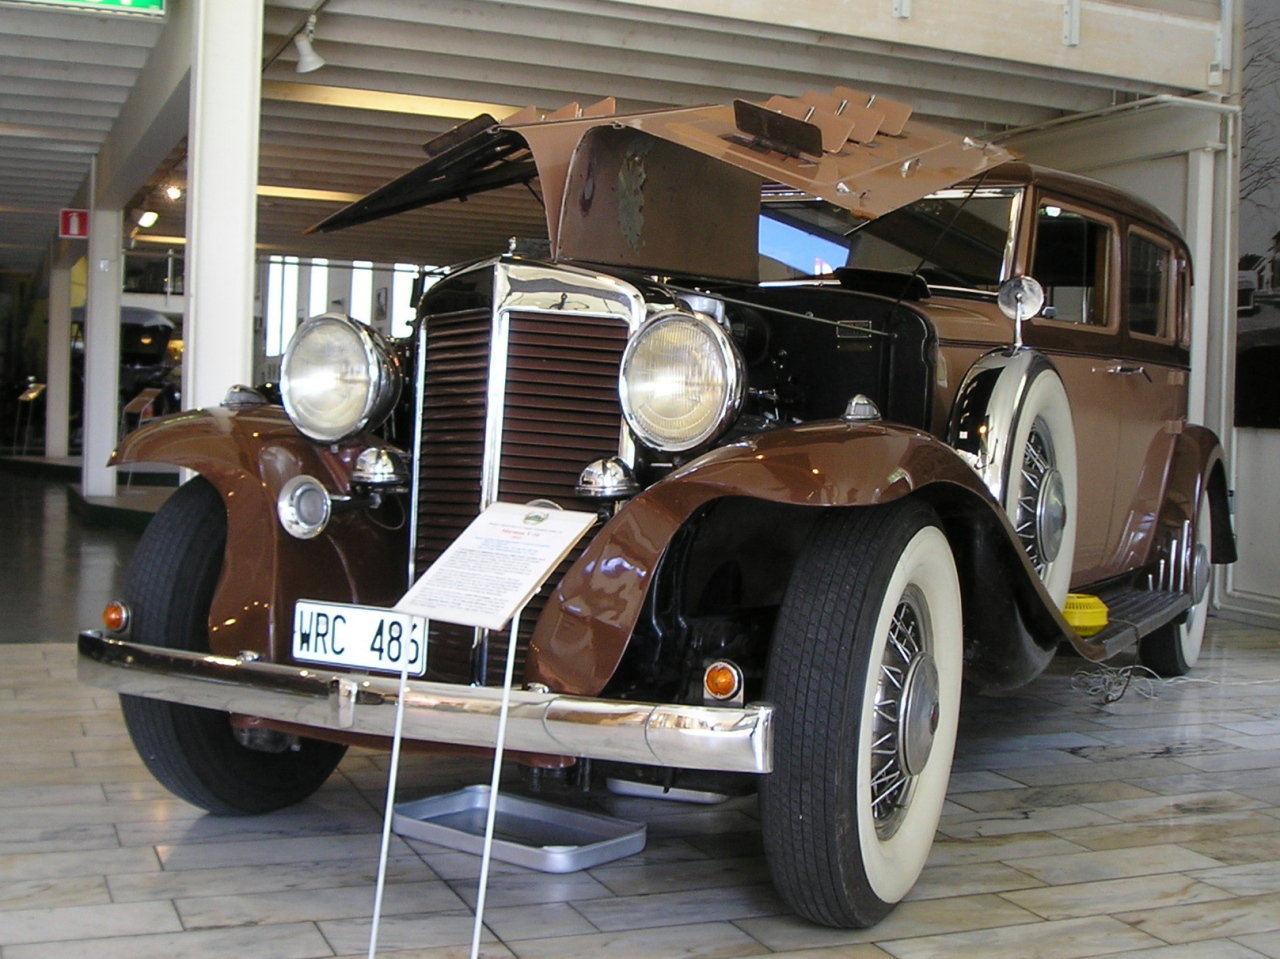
413 307 629 685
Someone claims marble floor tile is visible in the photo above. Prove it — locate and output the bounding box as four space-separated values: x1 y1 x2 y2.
1006 843 1224 884
1081 790 1265 822
1188 860 1280 897
1103 943 1275 959
0 899 182 946
734 894 1041 951
1049 811 1280 852
503 921 769 959
0 844 159 882
924 831 1090 866
573 881 786 931
1000 873 1236 920
590 854 772 897
317 910 491 954
154 830 412 870
448 869 616 909
476 900 597 941
943 770 1024 793
108 854 431 902
1178 830 1280 866
1233 932 1280 958
175 878 465 929
333 947 515 959
903 860 1043 901
948 780 1156 813
877 914 1164 958
0 875 111 911
1118 890 1280 943
994 757 1202 787
2 921 334 959
722 948 893 959
937 802 1119 838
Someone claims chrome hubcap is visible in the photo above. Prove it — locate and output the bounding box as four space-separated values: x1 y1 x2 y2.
870 589 931 840
899 653 940 777
1191 542 1210 605
1035 467 1066 564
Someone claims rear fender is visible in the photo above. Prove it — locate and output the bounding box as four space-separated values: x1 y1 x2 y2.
1152 425 1237 573
527 420 1083 696
112 407 406 659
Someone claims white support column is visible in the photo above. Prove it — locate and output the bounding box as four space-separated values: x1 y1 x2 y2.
327 265 351 315
372 265 393 335
83 206 123 497
1184 146 1216 425
45 259 73 458
183 0 263 409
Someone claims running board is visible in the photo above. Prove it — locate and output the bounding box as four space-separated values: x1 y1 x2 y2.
1078 588 1191 657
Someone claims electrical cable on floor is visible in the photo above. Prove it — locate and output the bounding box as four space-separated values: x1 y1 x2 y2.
1070 664 1161 703
1071 663 1280 704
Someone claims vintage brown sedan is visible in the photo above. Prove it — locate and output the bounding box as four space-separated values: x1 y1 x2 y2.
79 88 1235 928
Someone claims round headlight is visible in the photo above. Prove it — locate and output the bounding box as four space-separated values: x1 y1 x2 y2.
281 313 401 443
620 311 744 452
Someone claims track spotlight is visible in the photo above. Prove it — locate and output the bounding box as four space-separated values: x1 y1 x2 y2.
294 14 325 73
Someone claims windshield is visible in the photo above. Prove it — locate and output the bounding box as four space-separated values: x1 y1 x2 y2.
760 187 1021 290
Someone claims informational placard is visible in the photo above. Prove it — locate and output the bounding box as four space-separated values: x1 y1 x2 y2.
395 502 597 631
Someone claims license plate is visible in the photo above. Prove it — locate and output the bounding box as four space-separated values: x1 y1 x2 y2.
292 600 427 676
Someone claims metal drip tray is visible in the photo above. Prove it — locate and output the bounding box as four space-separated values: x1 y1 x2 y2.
392 785 646 873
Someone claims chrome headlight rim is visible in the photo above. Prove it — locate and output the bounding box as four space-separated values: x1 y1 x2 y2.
280 312 401 443
620 309 745 453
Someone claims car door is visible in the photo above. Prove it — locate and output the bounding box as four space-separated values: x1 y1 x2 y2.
1105 226 1189 573
1022 197 1130 585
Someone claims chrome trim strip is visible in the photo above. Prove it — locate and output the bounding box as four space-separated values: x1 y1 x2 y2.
406 297 431 584
78 633 773 774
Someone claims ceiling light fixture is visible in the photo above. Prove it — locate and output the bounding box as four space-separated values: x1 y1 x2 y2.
293 14 325 73
164 184 183 201
137 210 159 228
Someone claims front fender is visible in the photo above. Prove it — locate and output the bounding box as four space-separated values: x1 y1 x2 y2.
113 406 407 659
527 420 1079 695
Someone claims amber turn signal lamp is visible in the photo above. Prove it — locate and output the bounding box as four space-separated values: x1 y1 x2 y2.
102 601 130 634
703 660 742 701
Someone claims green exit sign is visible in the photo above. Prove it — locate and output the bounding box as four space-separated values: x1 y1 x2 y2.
5 0 165 14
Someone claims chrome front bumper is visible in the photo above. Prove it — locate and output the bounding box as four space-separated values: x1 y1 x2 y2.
77 633 773 774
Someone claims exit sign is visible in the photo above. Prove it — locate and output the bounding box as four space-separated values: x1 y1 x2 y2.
3 0 165 15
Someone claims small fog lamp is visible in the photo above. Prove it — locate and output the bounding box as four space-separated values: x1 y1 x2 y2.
703 660 743 701
102 601 130 634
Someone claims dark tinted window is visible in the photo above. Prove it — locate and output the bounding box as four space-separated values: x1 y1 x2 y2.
1127 232 1171 338
1031 204 1112 325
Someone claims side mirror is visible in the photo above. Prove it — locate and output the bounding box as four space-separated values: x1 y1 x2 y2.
997 276 1046 350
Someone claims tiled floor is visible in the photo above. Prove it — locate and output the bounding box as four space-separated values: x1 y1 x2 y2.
3 623 1279 958
4 469 1280 958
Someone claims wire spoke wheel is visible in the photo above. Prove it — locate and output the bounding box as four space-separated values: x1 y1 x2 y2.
1000 369 1077 607
1012 419 1066 579
761 499 961 928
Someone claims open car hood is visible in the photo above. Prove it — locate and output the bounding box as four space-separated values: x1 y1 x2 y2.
310 88 1014 283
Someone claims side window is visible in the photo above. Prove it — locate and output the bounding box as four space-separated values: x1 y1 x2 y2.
1127 231 1172 339
1031 203 1112 325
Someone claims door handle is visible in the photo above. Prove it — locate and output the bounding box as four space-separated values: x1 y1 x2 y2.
1099 362 1152 382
